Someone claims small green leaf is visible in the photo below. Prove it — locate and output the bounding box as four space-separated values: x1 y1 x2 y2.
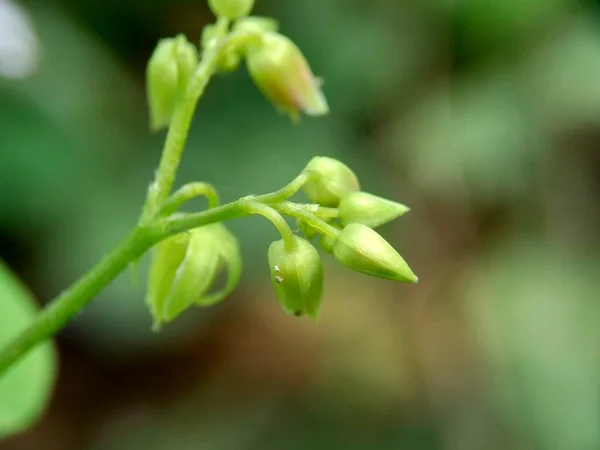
0 260 57 440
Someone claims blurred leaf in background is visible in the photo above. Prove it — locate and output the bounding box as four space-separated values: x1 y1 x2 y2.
0 260 56 440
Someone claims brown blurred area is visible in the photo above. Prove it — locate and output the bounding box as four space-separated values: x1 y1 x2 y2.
2 0 600 449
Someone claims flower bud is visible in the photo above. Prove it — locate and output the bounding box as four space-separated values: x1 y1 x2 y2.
146 224 242 328
146 35 198 131
298 220 318 239
233 16 278 34
333 223 418 283
339 192 409 228
268 236 323 319
195 223 243 306
246 32 328 120
208 0 254 19
302 157 360 207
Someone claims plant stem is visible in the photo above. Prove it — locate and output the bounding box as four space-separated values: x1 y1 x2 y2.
0 207 234 377
254 171 312 204
273 201 341 239
0 226 155 375
158 182 220 216
238 201 297 251
151 54 219 208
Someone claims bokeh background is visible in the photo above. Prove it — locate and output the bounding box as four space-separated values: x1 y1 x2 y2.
2 0 600 449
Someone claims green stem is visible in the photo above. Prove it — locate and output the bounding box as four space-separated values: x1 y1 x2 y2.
141 28 262 222
151 55 218 207
0 226 155 375
0 196 315 375
254 171 313 204
238 201 297 251
273 201 340 240
158 182 220 216
0 202 249 376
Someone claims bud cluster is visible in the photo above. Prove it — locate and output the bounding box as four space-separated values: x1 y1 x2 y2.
146 1 328 131
142 6 417 327
265 156 417 321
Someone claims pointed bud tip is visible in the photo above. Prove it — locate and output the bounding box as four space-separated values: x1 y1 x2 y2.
339 191 410 228
333 223 417 283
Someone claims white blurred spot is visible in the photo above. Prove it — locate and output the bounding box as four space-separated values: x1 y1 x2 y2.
0 0 39 79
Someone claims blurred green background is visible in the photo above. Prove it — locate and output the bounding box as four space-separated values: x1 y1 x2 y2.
2 0 600 448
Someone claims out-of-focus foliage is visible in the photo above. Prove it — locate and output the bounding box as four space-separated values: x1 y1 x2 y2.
0 261 56 440
1 0 600 449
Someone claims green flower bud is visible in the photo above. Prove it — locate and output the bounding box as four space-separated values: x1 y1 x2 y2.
302 157 360 207
233 16 279 34
195 223 243 307
208 0 254 19
146 35 198 132
246 32 328 120
339 192 409 228
268 236 323 319
298 220 318 239
333 223 418 283
146 224 242 329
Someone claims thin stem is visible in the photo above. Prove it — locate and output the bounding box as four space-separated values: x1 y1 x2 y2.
0 226 155 375
158 182 220 216
238 201 297 251
0 202 251 376
151 55 219 208
300 204 339 219
141 27 263 222
254 171 313 204
273 201 341 240
214 16 230 37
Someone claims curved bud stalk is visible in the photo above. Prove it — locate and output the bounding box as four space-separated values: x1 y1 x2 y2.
146 35 198 131
146 224 242 329
245 32 328 120
208 0 255 20
268 235 323 319
319 222 344 254
202 24 242 73
333 223 418 283
302 157 360 207
339 192 409 228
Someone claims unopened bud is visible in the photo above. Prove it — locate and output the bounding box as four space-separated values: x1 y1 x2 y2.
333 223 418 283
302 157 360 207
146 35 198 131
233 16 278 34
246 32 328 120
208 0 254 19
146 224 242 328
339 192 409 228
268 236 323 319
